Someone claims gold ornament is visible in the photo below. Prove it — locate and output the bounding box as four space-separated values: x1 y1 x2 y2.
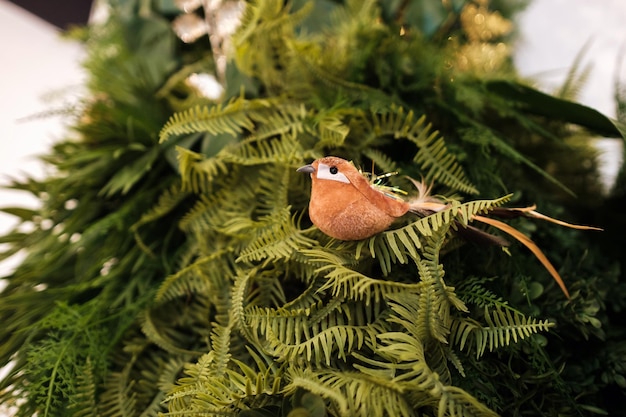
454 1 513 74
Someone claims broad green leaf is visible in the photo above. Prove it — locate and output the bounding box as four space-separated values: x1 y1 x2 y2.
0 207 37 221
486 80 624 138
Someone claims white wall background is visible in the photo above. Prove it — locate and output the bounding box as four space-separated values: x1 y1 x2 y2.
0 0 624 415
515 0 626 118
0 0 85 278
514 0 626 187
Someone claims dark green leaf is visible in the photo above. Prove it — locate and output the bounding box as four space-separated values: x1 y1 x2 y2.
486 80 624 138
0 207 37 221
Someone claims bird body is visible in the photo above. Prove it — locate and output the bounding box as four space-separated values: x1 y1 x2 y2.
298 156 601 298
297 156 409 240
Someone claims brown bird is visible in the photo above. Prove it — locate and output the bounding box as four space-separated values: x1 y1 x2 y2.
298 156 601 297
297 156 410 241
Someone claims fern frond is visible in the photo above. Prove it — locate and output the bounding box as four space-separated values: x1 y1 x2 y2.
302 248 425 304
69 359 97 417
355 195 511 274
456 276 512 310
155 249 234 302
177 134 305 196
246 301 388 367
178 171 256 233
244 269 287 309
176 147 229 194
164 352 216 412
451 306 554 358
285 367 413 417
361 148 399 174
189 360 281 413
456 195 513 224
358 229 467 386
315 113 351 148
414 133 477 194
140 309 204 356
237 207 317 264
358 321 500 417
252 163 291 217
418 231 468 311
209 323 234 377
233 0 314 87
354 202 460 272
228 356 283 400
371 106 478 194
245 102 309 142
98 359 138 417
385 281 460 348
290 45 393 107
437 385 500 417
267 320 382 367
354 330 442 408
280 274 326 310
219 133 306 167
230 266 263 349
164 350 282 415
157 357 188 394
159 96 276 143
130 180 187 256
480 306 553 356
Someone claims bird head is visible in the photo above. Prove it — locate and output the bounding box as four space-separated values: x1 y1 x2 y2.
296 156 371 190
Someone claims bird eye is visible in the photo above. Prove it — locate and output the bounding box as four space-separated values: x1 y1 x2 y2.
316 163 350 184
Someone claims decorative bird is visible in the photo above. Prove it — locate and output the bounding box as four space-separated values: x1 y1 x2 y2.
297 156 601 297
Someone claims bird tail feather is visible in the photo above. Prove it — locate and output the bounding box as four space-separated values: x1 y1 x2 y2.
406 178 601 298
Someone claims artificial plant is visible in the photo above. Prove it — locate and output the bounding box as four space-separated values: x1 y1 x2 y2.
1 0 625 416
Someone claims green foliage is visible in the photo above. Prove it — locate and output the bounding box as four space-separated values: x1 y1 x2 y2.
1 1 625 417
0 5 189 417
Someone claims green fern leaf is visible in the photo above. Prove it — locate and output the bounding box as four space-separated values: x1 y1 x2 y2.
456 276 512 310
358 310 500 416
130 180 188 256
285 368 413 417
451 306 554 358
98 360 138 417
302 247 425 304
69 360 97 417
165 350 282 415
361 148 399 174
237 208 318 264
289 43 393 108
159 97 275 143
178 170 255 233
219 134 306 166
438 385 500 417
155 249 234 302
371 106 478 194
140 309 204 356
354 195 511 274
176 147 229 193
316 113 351 148
246 301 388 367
480 306 554 356
246 103 309 142
232 0 314 89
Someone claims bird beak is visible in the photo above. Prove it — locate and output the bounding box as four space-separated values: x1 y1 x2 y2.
296 164 315 174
